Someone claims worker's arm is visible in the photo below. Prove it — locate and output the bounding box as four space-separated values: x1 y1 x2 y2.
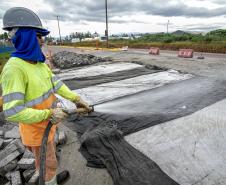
55 81 81 103
46 65 81 102
1 67 51 124
45 65 92 112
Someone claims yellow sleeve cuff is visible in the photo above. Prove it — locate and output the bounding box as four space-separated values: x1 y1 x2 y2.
72 95 81 103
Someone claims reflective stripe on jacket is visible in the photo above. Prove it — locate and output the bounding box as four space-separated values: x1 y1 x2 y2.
0 57 80 146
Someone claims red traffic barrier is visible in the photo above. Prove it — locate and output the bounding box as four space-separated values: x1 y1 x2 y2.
178 49 193 58
149 47 160 55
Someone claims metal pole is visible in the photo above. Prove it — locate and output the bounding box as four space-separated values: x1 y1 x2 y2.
56 16 62 44
167 20 169 34
105 0 109 48
44 20 49 44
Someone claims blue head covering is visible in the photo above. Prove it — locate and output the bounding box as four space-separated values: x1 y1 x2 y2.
11 28 50 62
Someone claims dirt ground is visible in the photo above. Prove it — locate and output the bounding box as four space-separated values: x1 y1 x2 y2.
50 46 226 185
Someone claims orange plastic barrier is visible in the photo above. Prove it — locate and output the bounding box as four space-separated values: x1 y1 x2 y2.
149 47 160 55
178 49 193 58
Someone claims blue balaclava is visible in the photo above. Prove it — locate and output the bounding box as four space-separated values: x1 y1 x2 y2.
11 28 49 62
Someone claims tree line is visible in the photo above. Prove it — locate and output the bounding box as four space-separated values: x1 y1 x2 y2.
1 29 226 43
0 32 8 40
137 29 226 43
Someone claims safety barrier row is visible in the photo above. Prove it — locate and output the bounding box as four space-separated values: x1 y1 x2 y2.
120 46 196 58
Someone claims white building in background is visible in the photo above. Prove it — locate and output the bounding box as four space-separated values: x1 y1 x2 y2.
83 38 94 41
71 38 80 43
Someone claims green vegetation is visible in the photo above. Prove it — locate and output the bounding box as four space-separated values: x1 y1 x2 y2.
0 32 8 40
137 30 226 43
64 29 226 54
65 40 226 54
0 52 10 73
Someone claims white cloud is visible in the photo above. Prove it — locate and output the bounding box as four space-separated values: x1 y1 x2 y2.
0 0 226 36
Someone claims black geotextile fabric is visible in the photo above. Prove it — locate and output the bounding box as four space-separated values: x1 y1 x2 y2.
79 125 179 185
67 77 226 137
63 66 165 90
66 112 187 185
65 77 226 185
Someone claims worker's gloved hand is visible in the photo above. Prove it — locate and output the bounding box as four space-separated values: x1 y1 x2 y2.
50 108 68 124
74 99 93 114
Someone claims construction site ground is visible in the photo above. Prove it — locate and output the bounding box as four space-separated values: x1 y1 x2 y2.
44 46 226 184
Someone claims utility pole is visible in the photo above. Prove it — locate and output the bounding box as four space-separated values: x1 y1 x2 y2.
105 0 109 48
167 20 169 34
56 16 62 44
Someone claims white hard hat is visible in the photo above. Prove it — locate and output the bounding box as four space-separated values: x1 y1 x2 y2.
3 7 49 34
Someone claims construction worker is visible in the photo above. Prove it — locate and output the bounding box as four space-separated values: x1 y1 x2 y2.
1 7 92 185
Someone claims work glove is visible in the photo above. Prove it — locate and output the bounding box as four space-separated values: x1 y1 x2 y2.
50 108 68 124
74 99 93 114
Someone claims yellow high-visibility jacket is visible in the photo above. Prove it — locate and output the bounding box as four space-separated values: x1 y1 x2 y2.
0 57 80 146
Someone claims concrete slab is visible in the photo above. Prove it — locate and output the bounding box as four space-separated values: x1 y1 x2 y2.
58 62 143 80
17 158 35 170
22 149 34 159
3 159 18 173
10 171 22 185
0 143 18 162
28 171 39 185
23 169 35 182
0 138 3 148
0 130 3 137
4 126 20 139
58 70 192 109
57 124 113 185
126 99 226 185
0 150 20 170
11 139 25 154
3 139 13 147
58 131 67 145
